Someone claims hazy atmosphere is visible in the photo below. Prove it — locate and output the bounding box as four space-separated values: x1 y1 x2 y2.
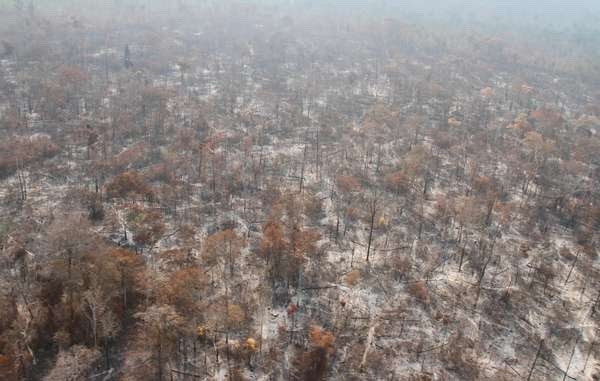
1 1 600 380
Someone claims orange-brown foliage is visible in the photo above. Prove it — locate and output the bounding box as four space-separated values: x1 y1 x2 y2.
106 171 153 200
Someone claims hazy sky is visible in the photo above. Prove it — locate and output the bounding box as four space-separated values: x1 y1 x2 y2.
10 0 600 35
291 0 600 29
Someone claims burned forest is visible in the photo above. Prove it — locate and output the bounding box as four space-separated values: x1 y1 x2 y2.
1 1 600 380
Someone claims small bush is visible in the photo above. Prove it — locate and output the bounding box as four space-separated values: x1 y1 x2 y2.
409 281 430 304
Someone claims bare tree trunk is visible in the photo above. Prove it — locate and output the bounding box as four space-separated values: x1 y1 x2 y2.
527 339 543 381
366 199 377 262
564 250 580 287
474 253 492 309
458 241 466 272
315 124 320 181
299 142 307 193
563 337 579 381
359 321 376 372
583 340 595 373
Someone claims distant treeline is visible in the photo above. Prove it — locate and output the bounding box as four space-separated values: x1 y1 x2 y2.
2 0 599 62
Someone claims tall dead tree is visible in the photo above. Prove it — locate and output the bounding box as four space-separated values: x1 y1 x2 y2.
366 196 379 262
527 339 544 381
